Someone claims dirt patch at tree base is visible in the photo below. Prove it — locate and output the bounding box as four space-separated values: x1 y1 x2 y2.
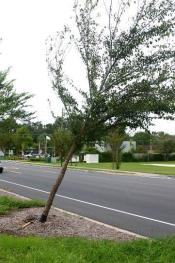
0 189 141 241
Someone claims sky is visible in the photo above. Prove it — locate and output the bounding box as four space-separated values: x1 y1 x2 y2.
0 0 175 134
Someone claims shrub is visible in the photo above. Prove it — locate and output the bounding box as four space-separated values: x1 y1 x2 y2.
29 157 46 162
122 152 136 162
4 156 20 160
84 146 99 154
168 154 175 161
99 152 112 162
149 154 164 161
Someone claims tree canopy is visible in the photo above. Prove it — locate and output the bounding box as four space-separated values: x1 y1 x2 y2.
133 131 151 146
47 0 175 140
15 126 33 155
40 0 175 222
0 70 34 121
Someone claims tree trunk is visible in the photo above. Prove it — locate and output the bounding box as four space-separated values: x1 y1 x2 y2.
112 149 115 169
116 146 120 169
39 143 76 223
21 145 24 157
112 146 118 170
60 152 63 167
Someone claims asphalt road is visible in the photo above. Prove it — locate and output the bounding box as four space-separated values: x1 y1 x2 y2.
0 160 175 238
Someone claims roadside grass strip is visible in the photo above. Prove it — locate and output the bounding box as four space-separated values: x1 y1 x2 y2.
68 162 175 176
0 196 44 215
0 235 175 263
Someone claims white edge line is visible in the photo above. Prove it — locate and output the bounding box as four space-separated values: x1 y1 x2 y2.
0 179 175 228
0 188 30 200
8 171 21 174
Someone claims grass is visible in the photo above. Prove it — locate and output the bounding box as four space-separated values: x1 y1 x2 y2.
67 161 175 176
0 196 44 215
120 162 175 175
0 235 175 262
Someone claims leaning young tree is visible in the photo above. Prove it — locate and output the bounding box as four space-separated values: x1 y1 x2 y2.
39 0 175 222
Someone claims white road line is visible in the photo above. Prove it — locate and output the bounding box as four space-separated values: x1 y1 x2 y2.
0 179 49 194
20 170 58 174
0 179 175 228
5 167 57 174
4 167 19 170
140 175 171 180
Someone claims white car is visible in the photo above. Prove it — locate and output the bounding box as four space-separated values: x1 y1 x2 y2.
0 161 3 173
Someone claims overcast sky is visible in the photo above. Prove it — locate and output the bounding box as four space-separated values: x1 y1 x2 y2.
0 0 175 134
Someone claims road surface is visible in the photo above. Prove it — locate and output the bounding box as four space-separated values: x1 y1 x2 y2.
0 160 175 237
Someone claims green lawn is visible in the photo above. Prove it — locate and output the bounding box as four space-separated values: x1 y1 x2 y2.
120 162 175 175
0 196 44 215
0 235 175 263
68 161 175 176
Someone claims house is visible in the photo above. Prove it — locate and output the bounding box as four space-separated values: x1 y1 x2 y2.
122 141 136 153
0 150 4 157
95 141 136 153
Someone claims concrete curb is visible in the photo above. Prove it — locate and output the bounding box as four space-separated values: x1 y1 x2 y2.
53 206 146 239
0 188 30 200
0 188 146 240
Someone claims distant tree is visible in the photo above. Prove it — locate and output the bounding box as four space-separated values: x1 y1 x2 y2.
15 126 33 156
44 123 54 136
52 129 73 166
160 139 175 161
27 122 46 155
40 0 175 222
0 118 18 153
27 122 44 143
26 122 57 155
107 128 126 169
152 132 171 144
0 70 34 121
133 132 151 146
0 133 14 154
152 133 175 160
83 145 99 154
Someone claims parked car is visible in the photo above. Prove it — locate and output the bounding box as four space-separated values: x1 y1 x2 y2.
24 153 33 158
0 161 3 173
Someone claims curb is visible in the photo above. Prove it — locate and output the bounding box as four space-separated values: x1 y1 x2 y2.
0 188 146 240
0 188 30 200
53 206 146 239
